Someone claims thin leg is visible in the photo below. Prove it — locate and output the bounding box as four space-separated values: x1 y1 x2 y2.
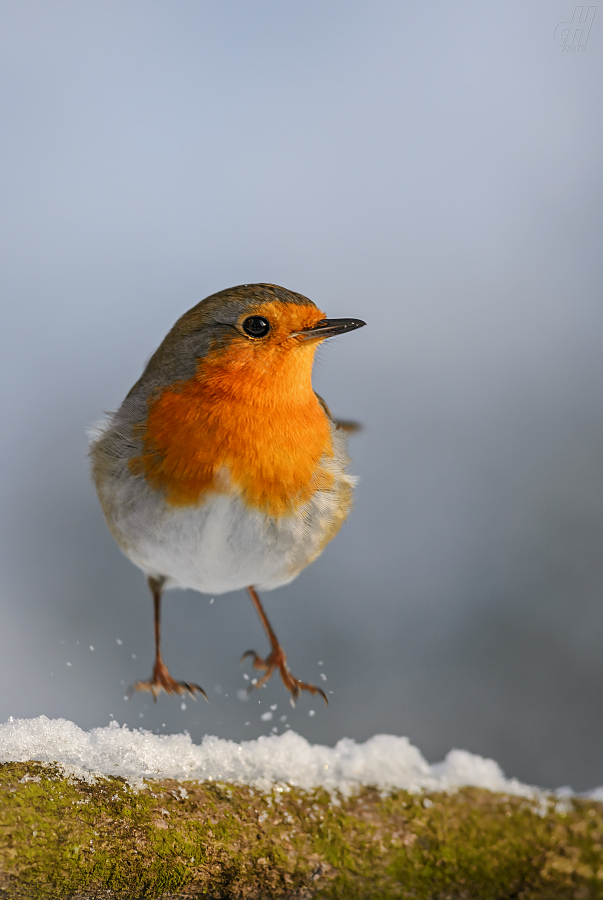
241 586 327 705
131 575 207 702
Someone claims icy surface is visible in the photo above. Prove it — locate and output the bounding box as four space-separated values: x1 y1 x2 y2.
0 716 543 796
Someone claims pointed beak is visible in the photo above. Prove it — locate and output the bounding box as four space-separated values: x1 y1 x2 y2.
293 317 366 342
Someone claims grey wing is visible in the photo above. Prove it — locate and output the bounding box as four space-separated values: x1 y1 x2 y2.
314 392 363 434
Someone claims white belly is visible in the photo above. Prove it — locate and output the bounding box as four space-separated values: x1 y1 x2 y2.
98 474 349 595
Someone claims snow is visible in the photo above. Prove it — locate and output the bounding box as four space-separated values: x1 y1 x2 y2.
0 715 543 797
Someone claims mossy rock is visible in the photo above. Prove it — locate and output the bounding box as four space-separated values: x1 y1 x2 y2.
0 761 602 898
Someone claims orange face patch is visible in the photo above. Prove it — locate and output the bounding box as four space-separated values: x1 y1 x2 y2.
129 302 336 517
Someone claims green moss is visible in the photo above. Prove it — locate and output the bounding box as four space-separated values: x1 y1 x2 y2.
312 789 603 899
0 762 601 898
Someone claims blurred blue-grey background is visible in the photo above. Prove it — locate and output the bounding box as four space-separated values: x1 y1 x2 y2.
1 1 602 791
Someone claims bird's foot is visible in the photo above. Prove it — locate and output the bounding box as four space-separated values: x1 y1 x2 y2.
131 658 208 702
240 646 328 706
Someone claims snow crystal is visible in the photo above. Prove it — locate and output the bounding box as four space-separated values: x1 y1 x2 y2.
0 716 546 797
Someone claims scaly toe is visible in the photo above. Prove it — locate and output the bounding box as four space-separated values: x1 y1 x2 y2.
240 649 270 671
247 666 276 694
130 678 162 700
130 677 207 702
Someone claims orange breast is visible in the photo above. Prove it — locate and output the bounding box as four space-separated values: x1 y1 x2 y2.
129 337 335 517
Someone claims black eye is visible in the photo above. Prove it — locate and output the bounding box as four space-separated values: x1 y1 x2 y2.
242 316 271 338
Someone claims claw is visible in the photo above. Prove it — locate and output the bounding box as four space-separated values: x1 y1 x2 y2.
294 681 328 705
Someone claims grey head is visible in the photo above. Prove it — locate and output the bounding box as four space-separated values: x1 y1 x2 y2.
126 283 317 401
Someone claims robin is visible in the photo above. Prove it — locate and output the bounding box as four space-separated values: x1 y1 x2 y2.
90 283 365 704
